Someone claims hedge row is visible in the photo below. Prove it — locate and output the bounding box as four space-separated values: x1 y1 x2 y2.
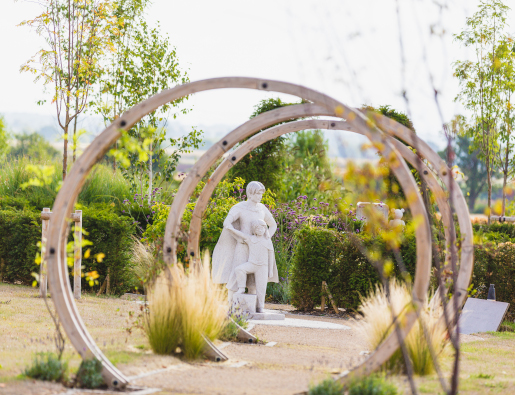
0 204 136 295
290 226 418 311
291 223 515 318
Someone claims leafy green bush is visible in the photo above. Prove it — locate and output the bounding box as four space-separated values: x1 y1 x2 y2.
348 374 398 395
24 352 67 382
308 378 344 395
75 358 104 389
80 204 137 295
290 226 418 311
290 227 343 310
0 208 41 284
0 203 136 294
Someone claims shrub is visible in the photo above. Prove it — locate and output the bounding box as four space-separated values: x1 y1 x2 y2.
290 227 343 310
348 374 398 395
144 255 226 359
24 352 67 382
75 358 104 389
78 204 137 295
289 225 418 311
0 203 136 295
358 280 449 375
308 378 344 395
0 208 40 284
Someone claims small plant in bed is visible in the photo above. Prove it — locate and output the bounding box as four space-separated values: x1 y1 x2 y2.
24 352 68 382
75 358 104 389
220 305 250 341
308 377 344 395
348 374 398 395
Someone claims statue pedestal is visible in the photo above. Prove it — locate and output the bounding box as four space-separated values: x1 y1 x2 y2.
232 294 285 320
249 312 285 320
232 294 256 313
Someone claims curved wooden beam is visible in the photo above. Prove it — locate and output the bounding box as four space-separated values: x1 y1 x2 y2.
43 77 469 387
161 82 432 379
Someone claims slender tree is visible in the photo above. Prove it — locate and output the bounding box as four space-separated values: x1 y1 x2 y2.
453 0 510 222
93 0 201 198
495 38 515 216
19 0 117 179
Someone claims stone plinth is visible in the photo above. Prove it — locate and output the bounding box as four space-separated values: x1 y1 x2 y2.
232 294 256 313
249 312 285 320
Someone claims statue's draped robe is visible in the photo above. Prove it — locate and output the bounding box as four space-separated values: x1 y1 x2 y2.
212 201 278 291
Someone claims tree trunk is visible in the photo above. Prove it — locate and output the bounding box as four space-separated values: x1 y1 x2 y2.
72 110 78 163
487 159 492 225
468 191 479 213
63 122 69 181
501 143 510 217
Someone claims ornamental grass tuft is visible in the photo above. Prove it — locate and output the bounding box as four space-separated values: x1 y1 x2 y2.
144 253 226 359
358 279 449 375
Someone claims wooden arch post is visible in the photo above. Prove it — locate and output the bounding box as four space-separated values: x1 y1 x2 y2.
44 77 470 388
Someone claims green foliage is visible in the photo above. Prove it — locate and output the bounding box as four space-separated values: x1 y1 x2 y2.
80 204 137 295
0 157 139 211
0 202 136 294
20 0 119 178
9 132 59 161
94 0 200 195
439 134 487 211
472 224 515 318
24 352 67 382
362 105 415 132
0 208 41 284
290 227 343 310
228 98 297 192
0 115 10 160
279 130 339 202
348 374 398 395
75 359 104 389
453 0 513 216
308 378 344 395
219 306 249 341
290 226 417 311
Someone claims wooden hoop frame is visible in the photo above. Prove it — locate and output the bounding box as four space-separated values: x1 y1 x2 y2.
44 77 470 388
184 118 472 378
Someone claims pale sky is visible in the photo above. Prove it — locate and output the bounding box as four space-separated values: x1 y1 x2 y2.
2 0 515 149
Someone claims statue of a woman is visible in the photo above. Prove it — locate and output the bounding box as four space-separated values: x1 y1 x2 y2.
212 181 278 312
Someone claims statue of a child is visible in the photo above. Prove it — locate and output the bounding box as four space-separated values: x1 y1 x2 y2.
227 219 274 313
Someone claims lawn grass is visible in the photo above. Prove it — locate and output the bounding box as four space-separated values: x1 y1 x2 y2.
394 332 515 394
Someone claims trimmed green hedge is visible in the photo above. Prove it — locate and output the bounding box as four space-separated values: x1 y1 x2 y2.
0 204 136 295
80 205 137 295
0 208 41 284
290 226 417 311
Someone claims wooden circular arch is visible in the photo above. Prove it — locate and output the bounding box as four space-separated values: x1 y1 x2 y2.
44 77 469 388
185 118 472 378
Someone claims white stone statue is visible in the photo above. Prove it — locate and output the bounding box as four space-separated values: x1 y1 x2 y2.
389 208 406 229
228 220 274 312
211 181 279 313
